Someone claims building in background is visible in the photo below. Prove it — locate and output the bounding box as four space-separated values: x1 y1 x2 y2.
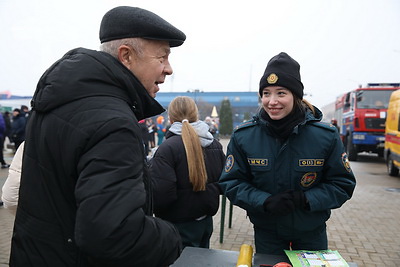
0 94 32 113
156 91 260 127
0 91 261 128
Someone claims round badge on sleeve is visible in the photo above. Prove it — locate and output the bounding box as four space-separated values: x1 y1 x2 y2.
342 152 352 172
224 155 234 172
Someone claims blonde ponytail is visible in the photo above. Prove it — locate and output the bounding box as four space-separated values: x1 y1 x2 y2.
168 96 208 191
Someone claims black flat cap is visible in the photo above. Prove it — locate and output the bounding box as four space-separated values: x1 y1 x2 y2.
99 6 186 47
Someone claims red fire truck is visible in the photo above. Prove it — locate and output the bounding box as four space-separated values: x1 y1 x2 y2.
333 83 400 161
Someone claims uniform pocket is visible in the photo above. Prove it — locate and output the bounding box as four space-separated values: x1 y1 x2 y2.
294 158 325 189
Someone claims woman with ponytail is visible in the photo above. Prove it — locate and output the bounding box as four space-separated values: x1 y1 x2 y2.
150 96 225 248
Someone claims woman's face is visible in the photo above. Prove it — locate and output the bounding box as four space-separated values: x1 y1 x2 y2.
261 86 294 120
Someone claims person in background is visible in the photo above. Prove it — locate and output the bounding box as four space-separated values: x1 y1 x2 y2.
205 116 218 139
20 105 31 129
147 118 157 149
331 118 340 133
10 108 26 151
165 117 172 133
10 6 186 267
156 115 166 145
20 105 30 118
150 96 225 248
0 113 10 168
3 111 12 144
219 52 356 255
1 141 24 213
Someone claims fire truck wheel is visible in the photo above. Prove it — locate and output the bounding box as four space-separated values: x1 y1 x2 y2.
387 154 399 177
346 136 358 161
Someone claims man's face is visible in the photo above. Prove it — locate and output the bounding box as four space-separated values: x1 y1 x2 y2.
127 40 172 98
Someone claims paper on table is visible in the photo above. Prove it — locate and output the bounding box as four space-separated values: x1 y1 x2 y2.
284 250 349 267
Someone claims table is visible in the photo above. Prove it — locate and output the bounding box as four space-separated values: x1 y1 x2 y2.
171 247 358 267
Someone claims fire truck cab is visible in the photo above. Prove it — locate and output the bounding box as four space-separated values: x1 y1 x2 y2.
335 83 399 161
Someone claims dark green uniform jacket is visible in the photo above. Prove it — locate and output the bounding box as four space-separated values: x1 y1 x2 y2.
10 48 182 267
219 107 356 234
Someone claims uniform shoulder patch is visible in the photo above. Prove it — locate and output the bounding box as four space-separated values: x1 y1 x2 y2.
310 121 337 132
233 119 257 132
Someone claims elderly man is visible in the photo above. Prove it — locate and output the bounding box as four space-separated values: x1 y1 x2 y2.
10 6 185 267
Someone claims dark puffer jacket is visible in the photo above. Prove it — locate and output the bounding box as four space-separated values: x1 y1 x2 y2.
150 130 225 223
10 48 182 267
219 107 356 234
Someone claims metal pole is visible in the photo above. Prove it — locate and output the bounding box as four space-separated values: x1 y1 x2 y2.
219 195 226 243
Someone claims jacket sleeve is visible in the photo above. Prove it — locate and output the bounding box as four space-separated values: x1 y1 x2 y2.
150 143 179 212
219 135 270 213
1 141 25 213
207 141 226 195
304 131 356 211
74 118 181 267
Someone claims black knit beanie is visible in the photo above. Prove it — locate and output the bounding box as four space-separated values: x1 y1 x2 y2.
259 52 304 99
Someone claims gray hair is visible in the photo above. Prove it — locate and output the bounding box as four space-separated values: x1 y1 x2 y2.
99 38 145 58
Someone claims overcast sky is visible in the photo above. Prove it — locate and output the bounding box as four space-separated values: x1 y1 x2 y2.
1 0 399 107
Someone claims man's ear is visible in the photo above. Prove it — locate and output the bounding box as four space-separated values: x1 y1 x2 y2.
118 45 132 68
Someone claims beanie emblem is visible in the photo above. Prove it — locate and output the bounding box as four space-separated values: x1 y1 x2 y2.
267 73 278 84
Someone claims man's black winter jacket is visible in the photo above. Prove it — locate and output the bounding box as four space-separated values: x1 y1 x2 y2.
10 48 182 267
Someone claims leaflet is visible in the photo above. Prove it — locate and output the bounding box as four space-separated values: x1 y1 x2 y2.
284 250 349 267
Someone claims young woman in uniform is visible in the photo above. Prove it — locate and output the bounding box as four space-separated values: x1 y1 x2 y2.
219 52 356 255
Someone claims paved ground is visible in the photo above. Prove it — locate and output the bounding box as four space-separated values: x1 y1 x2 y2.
1 139 400 266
